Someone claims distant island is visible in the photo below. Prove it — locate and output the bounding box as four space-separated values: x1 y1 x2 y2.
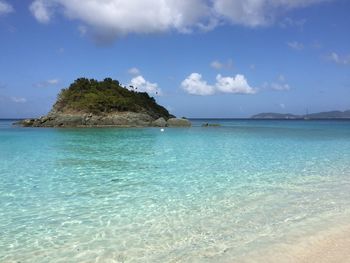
18 78 191 128
251 110 350 119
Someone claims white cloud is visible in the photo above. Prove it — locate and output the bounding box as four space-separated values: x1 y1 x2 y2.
211 60 224 70
328 52 350 65
0 0 13 15
213 0 326 27
287 41 304 50
181 73 256 95
210 59 233 70
47 79 59 85
11 97 27 103
30 0 212 41
35 79 59 88
29 0 330 41
270 82 290 91
30 0 52 23
181 73 215 96
128 67 140 75
264 74 291 91
129 75 161 95
216 74 256 94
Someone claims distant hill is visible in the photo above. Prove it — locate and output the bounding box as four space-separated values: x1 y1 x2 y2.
251 110 350 119
306 110 350 119
251 113 300 119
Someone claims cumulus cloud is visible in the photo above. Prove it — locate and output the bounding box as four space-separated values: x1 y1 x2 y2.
181 73 215 95
216 74 256 94
128 67 140 75
287 41 304 50
0 0 13 15
30 0 212 41
181 73 256 95
328 52 350 65
210 59 233 70
29 0 330 41
129 75 161 95
35 79 59 88
11 97 27 103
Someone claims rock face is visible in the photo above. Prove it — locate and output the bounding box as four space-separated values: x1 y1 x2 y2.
167 118 192 127
18 114 193 128
19 112 158 128
152 117 167 127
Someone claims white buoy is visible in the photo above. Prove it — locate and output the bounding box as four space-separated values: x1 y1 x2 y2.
160 128 165 132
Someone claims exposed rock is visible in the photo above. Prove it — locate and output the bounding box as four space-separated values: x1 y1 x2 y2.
17 112 158 128
202 123 221 127
152 117 167 127
167 118 192 127
16 112 195 128
21 119 36 127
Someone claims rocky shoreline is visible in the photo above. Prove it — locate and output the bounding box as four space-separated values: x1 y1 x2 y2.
17 112 191 128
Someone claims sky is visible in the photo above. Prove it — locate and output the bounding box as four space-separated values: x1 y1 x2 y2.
0 0 349 118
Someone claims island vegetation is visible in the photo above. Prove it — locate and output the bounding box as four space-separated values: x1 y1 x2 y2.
18 78 191 128
55 78 170 118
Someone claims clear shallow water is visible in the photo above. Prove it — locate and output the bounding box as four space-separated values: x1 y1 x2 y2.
0 119 350 262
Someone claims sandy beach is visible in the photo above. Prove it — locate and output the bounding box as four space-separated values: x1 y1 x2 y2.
239 223 350 263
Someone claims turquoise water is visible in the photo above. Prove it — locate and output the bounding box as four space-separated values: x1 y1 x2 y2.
1 119 350 262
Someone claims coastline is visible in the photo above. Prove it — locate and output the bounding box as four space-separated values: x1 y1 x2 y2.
237 222 350 263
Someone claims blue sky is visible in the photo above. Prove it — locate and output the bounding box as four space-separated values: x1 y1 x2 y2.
0 0 349 118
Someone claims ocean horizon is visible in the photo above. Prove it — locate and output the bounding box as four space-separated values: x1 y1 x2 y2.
1 119 350 262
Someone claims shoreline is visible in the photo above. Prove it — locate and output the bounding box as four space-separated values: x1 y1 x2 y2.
237 222 350 263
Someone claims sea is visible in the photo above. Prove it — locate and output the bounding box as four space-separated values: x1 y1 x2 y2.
0 119 350 262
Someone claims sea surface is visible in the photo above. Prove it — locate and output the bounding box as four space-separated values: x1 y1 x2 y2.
0 119 350 262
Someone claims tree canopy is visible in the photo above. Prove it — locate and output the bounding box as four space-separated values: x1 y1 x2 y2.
53 78 171 119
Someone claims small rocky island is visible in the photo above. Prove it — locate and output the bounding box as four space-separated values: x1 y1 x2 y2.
18 78 191 128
